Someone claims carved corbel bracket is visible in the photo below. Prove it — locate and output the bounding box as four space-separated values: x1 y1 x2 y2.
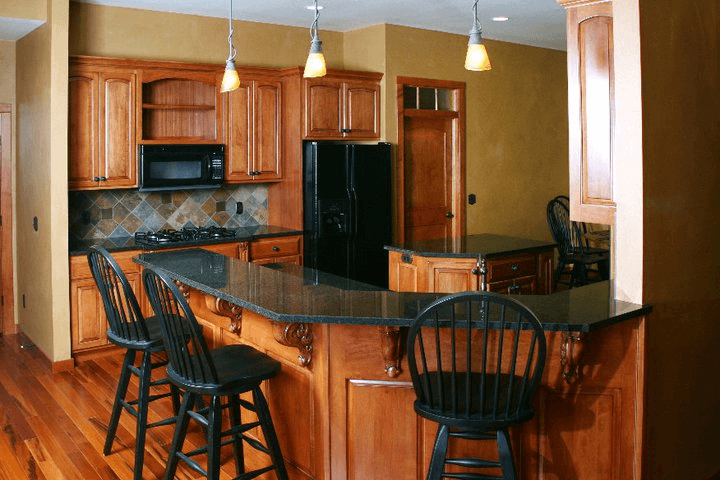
273 322 313 367
560 332 585 384
174 280 191 299
206 296 243 337
379 326 403 378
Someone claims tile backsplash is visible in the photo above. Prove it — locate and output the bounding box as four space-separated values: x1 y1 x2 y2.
69 184 268 240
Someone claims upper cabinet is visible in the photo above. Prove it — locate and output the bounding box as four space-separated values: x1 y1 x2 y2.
562 0 616 225
139 68 223 144
69 61 137 190
303 70 382 140
225 76 283 183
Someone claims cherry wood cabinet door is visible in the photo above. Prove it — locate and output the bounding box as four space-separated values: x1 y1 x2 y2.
68 66 136 190
68 71 99 189
566 1 615 224
99 71 137 188
304 77 344 139
226 78 282 183
344 80 381 139
70 277 108 351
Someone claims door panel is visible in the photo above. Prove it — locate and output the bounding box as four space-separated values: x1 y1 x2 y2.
403 116 454 243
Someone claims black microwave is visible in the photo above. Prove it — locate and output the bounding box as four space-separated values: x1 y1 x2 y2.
138 144 224 191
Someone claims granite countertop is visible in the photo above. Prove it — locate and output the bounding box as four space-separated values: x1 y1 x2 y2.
385 234 556 258
134 248 650 332
69 225 304 256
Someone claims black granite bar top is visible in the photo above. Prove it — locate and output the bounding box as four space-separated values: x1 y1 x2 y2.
134 248 651 332
385 234 556 258
69 225 303 256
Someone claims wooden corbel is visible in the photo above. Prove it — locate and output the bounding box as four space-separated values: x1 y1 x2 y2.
273 322 313 367
379 326 403 378
205 296 243 337
560 332 585 384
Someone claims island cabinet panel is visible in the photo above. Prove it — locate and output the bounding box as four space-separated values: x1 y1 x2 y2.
69 64 137 190
303 70 382 140
566 0 616 225
388 250 554 295
225 76 283 183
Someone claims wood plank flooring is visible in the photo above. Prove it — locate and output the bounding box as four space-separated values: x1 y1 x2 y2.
0 334 241 480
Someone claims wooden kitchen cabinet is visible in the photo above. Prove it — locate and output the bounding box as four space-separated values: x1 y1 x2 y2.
563 0 616 225
225 75 283 183
303 70 382 140
249 235 302 265
68 61 137 190
139 68 223 143
69 250 144 352
388 250 554 295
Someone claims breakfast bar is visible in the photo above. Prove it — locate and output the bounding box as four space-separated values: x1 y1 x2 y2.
134 248 649 480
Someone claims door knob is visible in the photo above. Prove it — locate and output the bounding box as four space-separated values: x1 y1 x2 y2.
445 212 454 218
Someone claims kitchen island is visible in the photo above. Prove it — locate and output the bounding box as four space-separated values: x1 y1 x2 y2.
135 248 650 480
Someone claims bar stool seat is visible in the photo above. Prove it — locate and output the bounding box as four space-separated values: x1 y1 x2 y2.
87 245 180 480
143 267 289 480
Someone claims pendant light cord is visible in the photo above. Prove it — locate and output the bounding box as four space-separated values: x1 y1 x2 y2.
227 0 237 61
472 0 481 33
310 0 320 40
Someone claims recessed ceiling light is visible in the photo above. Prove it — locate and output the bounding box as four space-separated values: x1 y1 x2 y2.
492 16 509 22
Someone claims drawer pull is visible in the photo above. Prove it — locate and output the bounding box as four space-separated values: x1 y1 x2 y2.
511 264 519 272
401 253 413 264
272 246 280 252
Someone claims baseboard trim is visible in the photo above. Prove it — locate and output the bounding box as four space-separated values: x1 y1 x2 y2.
52 358 75 373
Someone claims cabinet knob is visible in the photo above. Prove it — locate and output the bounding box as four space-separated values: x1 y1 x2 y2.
509 284 521 293
341 128 351 134
99 176 107 181
511 264 519 272
445 211 454 218
272 246 280 252
471 268 479 275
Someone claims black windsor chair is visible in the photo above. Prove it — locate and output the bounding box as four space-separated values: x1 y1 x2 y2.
142 267 289 480
86 245 181 480
407 291 547 480
546 195 610 289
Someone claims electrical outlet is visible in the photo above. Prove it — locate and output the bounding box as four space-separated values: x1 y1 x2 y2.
22 293 26 308
236 202 243 215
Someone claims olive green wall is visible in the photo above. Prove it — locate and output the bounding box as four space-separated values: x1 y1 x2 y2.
14 0 69 362
383 25 568 242
0 0 47 22
69 2 345 69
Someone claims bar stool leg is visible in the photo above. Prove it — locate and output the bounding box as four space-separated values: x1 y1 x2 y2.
104 349 136 455
132 351 152 480
253 387 289 480
207 396 224 480
164 392 195 480
229 394 245 475
426 424 449 480
497 428 517 480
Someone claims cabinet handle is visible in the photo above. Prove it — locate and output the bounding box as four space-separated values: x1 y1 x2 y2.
340 128 351 134
445 211 454 218
93 177 100 182
99 176 107 181
471 268 479 275
509 284 521 293
511 264 519 272
272 246 280 252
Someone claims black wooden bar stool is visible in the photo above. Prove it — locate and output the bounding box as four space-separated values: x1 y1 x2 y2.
407 291 547 480
87 246 180 480
142 267 289 480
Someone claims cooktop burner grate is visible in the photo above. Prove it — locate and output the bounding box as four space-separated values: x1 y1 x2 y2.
134 226 236 245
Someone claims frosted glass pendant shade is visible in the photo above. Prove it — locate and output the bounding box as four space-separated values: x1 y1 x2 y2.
304 38 327 78
221 59 240 93
465 42 491 71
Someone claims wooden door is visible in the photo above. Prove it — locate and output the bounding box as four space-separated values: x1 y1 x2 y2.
304 77 344 139
68 69 99 189
344 80 380 139
226 79 254 181
99 71 136 188
253 79 282 180
403 115 454 243
0 107 13 335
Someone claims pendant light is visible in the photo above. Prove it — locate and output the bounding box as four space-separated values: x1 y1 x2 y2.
220 0 240 92
465 0 491 72
304 0 327 78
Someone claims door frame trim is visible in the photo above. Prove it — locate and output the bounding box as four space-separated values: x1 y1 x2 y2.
0 105 15 335
396 77 466 244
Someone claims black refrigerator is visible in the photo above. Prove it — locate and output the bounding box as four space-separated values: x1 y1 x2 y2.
303 141 392 288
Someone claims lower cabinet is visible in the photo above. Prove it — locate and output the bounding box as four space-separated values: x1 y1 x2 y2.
249 235 302 265
69 241 249 355
388 249 554 295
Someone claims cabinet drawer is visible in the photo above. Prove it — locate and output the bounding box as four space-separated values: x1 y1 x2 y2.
487 276 537 295
487 255 536 282
250 236 301 261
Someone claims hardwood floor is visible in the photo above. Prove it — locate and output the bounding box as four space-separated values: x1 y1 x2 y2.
0 334 239 480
